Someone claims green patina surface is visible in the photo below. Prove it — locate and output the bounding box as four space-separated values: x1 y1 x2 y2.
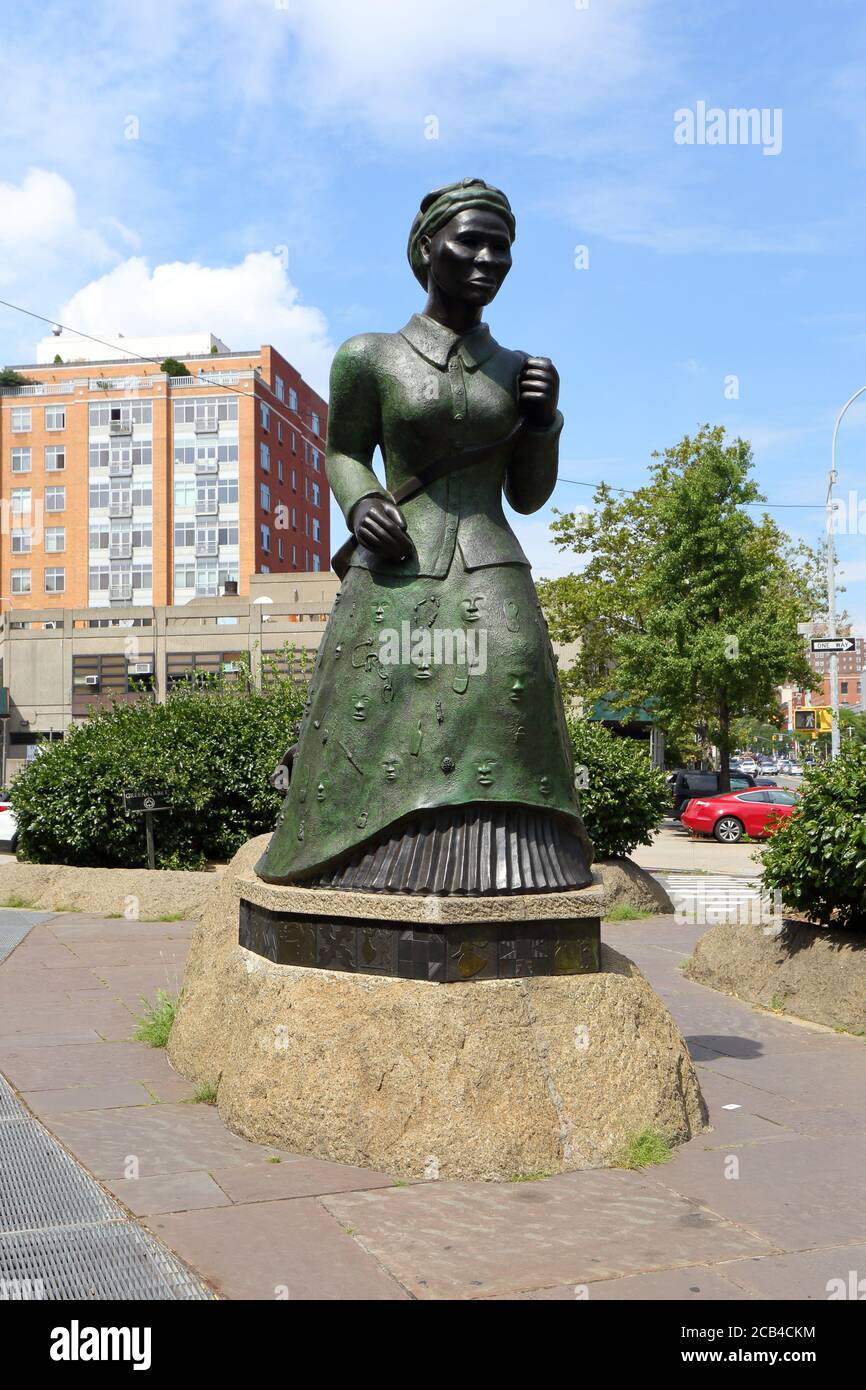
256 314 584 882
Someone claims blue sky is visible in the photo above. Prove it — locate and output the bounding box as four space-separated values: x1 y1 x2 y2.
0 0 864 628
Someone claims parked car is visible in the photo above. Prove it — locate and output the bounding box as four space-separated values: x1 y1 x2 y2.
681 788 798 843
738 757 758 774
0 795 18 852
670 769 762 820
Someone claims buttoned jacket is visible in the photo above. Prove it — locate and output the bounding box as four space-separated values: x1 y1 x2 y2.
325 313 563 578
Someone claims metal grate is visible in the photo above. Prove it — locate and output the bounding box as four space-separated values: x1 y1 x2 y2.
0 1075 211 1300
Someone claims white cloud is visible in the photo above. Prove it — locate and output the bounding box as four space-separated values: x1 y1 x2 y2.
214 0 656 141
0 168 112 289
57 253 334 394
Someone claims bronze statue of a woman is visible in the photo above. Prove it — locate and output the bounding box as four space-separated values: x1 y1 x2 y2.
256 178 594 893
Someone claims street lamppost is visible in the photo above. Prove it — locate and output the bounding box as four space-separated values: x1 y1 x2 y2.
827 385 866 758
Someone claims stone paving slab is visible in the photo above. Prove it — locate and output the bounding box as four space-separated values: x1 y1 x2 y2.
643 1132 866 1250
321 1172 776 1300
207 1158 399 1204
108 1171 234 1217
483 1265 752 1300
144 1200 410 1300
719 1244 866 1301
21 1082 160 1113
45 1104 302 1180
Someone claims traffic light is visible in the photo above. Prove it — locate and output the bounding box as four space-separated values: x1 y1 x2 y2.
794 707 832 735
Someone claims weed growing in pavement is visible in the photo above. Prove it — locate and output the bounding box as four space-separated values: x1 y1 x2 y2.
615 1129 674 1170
132 989 180 1048
604 904 655 922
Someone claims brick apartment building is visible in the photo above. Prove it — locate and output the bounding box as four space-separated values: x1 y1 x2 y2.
0 333 329 612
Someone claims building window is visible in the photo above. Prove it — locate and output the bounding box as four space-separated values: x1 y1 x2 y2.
11 569 31 594
218 523 239 546
312 482 321 506
217 478 239 505
45 486 66 512
278 538 284 560
289 387 298 412
260 483 271 512
45 406 66 430
89 400 152 427
11 488 31 514
312 448 321 472
291 431 297 455
277 459 283 483
172 397 237 426
45 567 65 593
304 477 309 499
11 408 31 432
45 526 65 553
291 544 297 565
11 448 31 473
174 479 196 509
174 561 195 590
313 553 321 572
88 564 110 591
291 506 297 529
277 421 283 444
313 518 321 542
291 468 297 491
174 521 195 548
261 523 271 553
260 442 270 472
260 402 270 431
11 528 31 554
275 375 285 401
45 445 65 471
304 513 310 536
312 412 320 436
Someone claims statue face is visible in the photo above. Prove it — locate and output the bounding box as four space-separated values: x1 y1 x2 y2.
421 209 512 305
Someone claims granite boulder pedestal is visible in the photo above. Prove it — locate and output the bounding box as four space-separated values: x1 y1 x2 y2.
167 837 707 1181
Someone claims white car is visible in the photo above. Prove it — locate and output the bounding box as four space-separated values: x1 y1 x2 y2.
739 758 758 774
0 797 17 851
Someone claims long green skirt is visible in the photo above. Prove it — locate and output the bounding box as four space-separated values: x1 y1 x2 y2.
255 553 593 894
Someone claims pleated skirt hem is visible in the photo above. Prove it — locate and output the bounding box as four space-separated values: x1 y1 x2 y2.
291 802 594 895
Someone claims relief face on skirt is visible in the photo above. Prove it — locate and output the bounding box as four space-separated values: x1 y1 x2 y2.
255 557 587 885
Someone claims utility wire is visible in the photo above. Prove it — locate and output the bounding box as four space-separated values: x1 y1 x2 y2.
0 294 833 511
0 296 321 436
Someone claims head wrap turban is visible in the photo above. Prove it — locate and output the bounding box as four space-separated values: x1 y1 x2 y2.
407 177 516 287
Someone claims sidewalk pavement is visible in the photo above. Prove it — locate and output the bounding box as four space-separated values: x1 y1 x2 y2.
631 823 765 876
1 904 864 1300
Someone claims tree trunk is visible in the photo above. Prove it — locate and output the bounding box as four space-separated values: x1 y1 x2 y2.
719 699 731 794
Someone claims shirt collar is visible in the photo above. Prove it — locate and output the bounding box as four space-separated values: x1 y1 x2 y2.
399 313 498 371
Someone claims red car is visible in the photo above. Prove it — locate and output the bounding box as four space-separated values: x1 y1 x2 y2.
681 788 798 844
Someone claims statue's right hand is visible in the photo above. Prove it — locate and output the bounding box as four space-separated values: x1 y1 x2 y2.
352 497 412 561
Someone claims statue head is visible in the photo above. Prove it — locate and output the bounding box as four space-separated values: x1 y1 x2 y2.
408 178 515 306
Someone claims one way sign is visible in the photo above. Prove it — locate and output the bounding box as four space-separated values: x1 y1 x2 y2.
810 636 856 654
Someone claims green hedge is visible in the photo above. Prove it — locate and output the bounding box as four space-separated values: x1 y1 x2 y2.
761 743 866 930
569 719 668 860
11 671 306 869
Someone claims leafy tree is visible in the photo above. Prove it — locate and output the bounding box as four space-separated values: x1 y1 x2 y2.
761 743 866 930
840 708 866 744
53 354 63 365
540 426 821 790
11 655 306 868
569 720 669 859
0 367 31 386
160 356 191 378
